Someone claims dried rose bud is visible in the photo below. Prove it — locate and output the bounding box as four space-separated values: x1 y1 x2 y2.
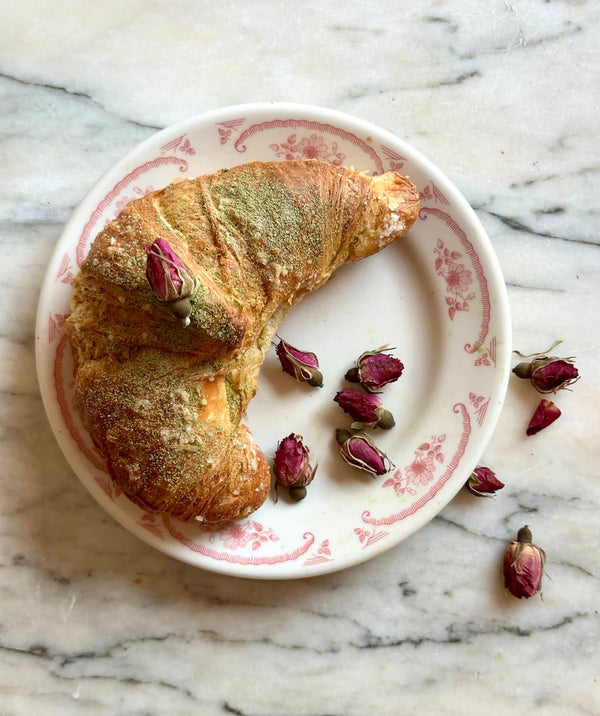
335 429 393 477
275 339 323 387
513 341 579 394
466 466 505 497
274 433 317 501
334 389 395 430
526 399 561 436
145 237 197 326
345 347 404 393
503 526 546 599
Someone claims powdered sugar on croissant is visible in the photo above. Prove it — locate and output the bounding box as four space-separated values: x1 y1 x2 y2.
67 160 419 523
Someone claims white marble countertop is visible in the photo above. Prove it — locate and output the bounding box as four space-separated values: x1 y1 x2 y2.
1 1 598 714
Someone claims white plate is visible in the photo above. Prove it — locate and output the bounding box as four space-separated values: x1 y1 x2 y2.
36 103 511 579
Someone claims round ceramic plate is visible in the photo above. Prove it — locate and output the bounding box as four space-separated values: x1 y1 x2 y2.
36 103 511 579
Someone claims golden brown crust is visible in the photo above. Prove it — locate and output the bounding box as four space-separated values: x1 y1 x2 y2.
67 160 419 523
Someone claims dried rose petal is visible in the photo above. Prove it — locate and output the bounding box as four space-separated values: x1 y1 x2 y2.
333 389 395 430
513 341 579 394
503 526 546 599
466 466 505 497
336 430 392 477
274 434 316 488
276 339 323 387
526 399 561 436
346 348 404 393
145 238 197 325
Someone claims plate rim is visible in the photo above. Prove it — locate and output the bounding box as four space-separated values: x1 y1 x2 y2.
35 101 512 579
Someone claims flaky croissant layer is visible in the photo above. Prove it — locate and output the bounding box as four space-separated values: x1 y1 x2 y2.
67 160 419 523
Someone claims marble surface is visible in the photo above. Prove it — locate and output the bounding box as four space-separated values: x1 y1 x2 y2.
1 1 599 714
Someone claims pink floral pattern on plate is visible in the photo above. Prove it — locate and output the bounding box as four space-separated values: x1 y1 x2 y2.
381 145 408 172
420 182 450 205
469 392 491 426
233 118 385 173
419 206 496 367
160 134 197 155
48 313 67 344
56 253 74 285
208 520 279 551
434 239 475 320
354 527 390 549
112 185 155 218
363 403 472 526
138 513 164 540
215 118 246 145
269 133 345 164
303 539 334 566
383 435 446 497
94 473 122 501
163 516 315 566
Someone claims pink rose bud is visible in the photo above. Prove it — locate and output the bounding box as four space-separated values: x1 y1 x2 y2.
335 430 393 477
346 347 404 393
503 526 546 599
334 389 395 430
145 238 197 326
275 339 323 387
274 433 317 501
526 399 561 436
513 341 579 394
529 360 579 393
466 466 505 497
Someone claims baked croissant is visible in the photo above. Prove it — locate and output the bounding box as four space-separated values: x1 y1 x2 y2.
67 160 419 523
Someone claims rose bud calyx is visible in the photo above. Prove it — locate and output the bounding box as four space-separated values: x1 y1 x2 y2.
336 430 393 477
275 339 323 387
466 466 505 497
345 347 404 393
145 237 198 326
503 525 546 599
513 340 579 394
334 389 395 430
274 434 317 502
526 399 561 436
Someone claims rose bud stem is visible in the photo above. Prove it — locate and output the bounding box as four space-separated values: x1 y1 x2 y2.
336 429 352 446
307 371 324 388
376 409 395 430
289 486 307 502
275 338 323 388
171 297 193 327
344 367 360 383
503 525 546 599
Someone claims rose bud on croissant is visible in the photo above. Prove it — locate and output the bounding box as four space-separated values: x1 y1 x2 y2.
67 159 419 524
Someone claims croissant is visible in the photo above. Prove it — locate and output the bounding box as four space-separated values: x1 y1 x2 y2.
67 159 419 523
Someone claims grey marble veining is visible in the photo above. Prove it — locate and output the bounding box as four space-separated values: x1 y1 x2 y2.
1 1 599 714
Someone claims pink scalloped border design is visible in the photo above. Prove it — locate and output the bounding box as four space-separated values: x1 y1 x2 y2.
361 402 471 526
163 516 315 565
54 333 107 472
43 116 506 570
419 206 493 361
234 118 385 173
76 155 189 266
